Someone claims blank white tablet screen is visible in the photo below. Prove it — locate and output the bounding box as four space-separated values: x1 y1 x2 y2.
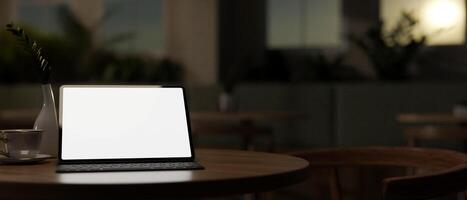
60 87 192 160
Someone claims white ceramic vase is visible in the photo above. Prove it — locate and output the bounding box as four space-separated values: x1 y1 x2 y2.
33 84 59 156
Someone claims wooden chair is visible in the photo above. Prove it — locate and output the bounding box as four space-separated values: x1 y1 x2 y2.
402 126 467 147
291 146 467 200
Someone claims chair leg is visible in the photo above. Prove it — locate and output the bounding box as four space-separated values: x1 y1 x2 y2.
266 135 275 152
407 139 414 147
243 135 255 151
329 168 342 200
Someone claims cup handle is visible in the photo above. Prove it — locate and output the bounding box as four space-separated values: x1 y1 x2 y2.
0 135 8 157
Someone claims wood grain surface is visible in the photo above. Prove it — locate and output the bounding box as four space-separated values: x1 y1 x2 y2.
0 149 309 200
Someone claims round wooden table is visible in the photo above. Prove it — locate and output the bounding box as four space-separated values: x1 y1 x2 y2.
0 149 309 200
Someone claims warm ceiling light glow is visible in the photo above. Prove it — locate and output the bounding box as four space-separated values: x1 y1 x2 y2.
423 0 462 29
381 0 466 45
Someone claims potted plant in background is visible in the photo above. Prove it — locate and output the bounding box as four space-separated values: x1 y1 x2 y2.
6 23 58 156
350 12 426 80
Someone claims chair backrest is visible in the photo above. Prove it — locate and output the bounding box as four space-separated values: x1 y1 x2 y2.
291 146 467 200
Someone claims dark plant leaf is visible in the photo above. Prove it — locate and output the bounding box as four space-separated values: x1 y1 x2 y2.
5 23 51 83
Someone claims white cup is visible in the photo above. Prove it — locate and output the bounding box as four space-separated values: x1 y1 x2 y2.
0 129 42 159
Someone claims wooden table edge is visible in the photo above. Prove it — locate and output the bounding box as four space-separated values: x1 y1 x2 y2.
0 149 310 199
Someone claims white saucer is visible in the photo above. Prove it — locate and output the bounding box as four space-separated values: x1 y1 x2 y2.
0 154 53 164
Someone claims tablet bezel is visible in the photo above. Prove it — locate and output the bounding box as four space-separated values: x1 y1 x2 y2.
58 85 196 164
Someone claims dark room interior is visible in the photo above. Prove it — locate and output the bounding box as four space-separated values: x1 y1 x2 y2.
1 0 467 199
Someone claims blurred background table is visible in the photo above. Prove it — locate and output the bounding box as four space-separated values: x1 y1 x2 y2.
397 113 467 149
190 111 306 151
0 108 38 129
397 113 467 124
190 111 306 122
